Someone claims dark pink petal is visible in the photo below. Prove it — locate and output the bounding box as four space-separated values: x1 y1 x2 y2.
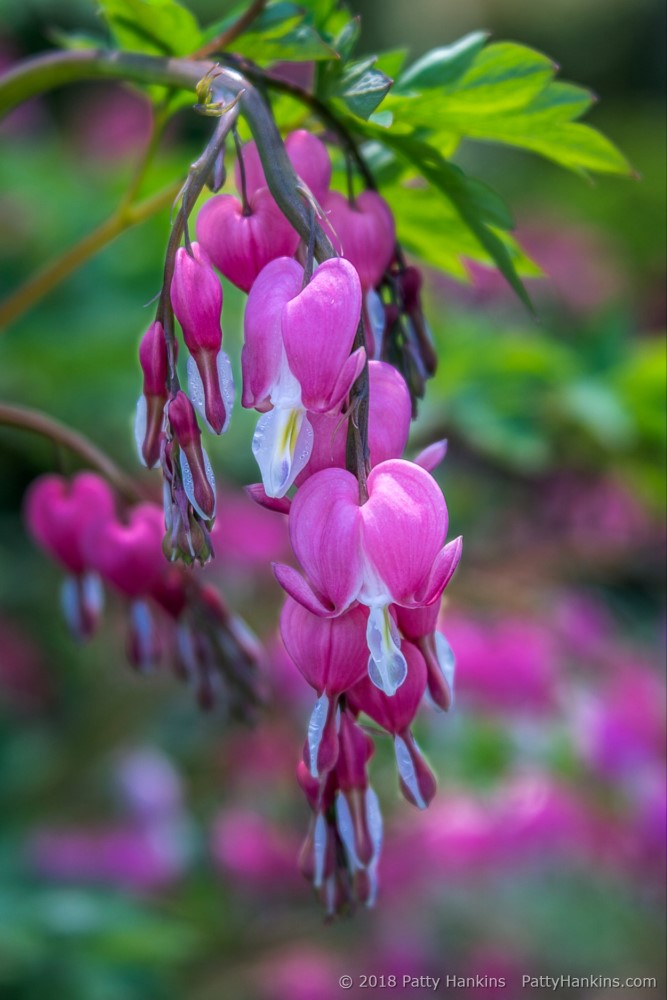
289 467 363 613
414 535 463 606
242 256 303 409
281 257 362 412
280 599 369 695
245 483 292 515
197 190 299 293
170 243 223 354
361 459 447 604
272 563 334 617
323 190 396 290
324 347 366 414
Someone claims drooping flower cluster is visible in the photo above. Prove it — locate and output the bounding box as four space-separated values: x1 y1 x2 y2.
24 472 261 714
23 123 461 916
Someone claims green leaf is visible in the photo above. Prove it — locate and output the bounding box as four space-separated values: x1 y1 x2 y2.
233 24 336 63
98 0 201 57
336 58 393 120
362 127 534 309
385 182 539 280
201 1 304 48
49 29 109 51
395 31 488 92
440 42 555 112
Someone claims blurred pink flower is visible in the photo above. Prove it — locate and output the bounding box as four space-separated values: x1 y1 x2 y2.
210 808 298 890
443 612 559 715
256 947 341 1000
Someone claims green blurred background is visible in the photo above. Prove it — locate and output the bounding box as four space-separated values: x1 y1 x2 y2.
0 1 665 998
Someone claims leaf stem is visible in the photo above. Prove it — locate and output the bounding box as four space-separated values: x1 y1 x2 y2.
0 402 142 501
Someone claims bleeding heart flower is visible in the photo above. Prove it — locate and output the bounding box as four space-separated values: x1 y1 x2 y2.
274 459 462 696
196 188 299 293
24 472 115 640
323 190 396 290
242 256 364 498
167 391 217 523
235 129 332 205
83 502 165 599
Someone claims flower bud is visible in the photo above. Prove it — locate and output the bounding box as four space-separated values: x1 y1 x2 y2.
135 321 169 468
171 244 234 435
167 391 216 523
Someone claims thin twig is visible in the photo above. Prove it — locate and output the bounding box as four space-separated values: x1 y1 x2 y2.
191 0 267 60
0 402 142 501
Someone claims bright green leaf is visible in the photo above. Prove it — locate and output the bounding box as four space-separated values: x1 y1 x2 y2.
396 31 488 92
336 59 393 120
97 0 201 57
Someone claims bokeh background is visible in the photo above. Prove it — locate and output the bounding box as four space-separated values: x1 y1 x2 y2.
0 0 665 997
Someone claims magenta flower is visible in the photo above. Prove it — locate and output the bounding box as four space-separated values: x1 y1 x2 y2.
135 320 169 468
24 472 115 639
235 129 332 204
323 190 396 290
170 242 234 435
281 598 369 776
196 188 299 293
242 255 364 497
349 642 436 809
275 459 462 695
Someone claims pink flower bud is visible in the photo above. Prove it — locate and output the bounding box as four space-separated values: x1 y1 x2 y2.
167 392 216 522
395 602 455 711
24 472 115 575
196 189 299 293
170 244 233 435
323 190 396 290
235 129 332 204
135 321 169 468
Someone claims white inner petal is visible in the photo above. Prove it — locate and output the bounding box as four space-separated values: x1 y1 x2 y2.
394 734 427 810
335 791 360 871
133 395 148 466
307 692 330 778
313 812 328 889
366 605 408 696
252 405 313 499
435 631 456 707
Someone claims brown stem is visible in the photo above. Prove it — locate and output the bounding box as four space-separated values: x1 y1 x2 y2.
191 0 267 60
0 402 142 501
157 102 240 392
